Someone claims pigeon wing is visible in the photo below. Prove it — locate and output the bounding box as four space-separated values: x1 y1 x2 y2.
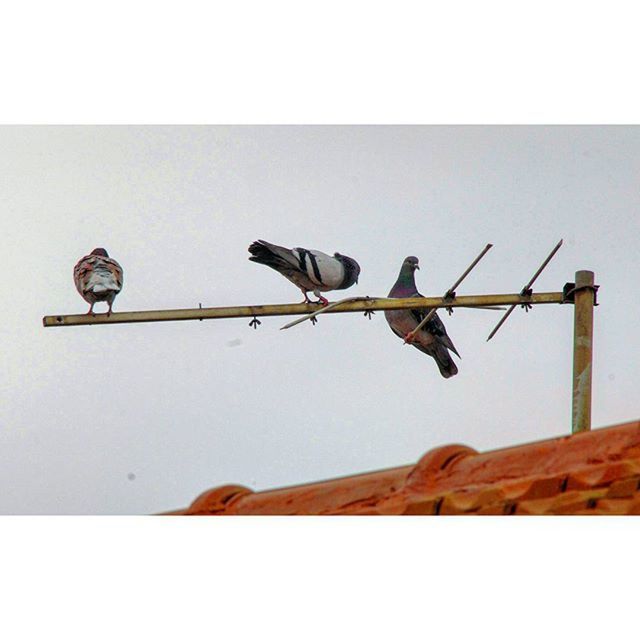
426 312 460 358
102 256 124 291
409 293 460 358
293 248 344 288
74 254 123 296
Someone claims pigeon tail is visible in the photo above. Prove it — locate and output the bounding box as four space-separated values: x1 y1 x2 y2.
91 284 110 293
432 344 459 378
248 240 292 271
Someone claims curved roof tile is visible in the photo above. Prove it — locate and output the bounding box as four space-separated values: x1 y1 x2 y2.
164 420 640 515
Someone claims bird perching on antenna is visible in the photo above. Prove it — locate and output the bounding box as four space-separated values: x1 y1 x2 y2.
280 244 496 377
383 244 493 378
73 248 124 316
385 256 462 378
47 238 597 435
399 243 494 344
248 239 361 306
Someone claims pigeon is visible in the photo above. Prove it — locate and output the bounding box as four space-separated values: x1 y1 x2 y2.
248 239 360 305
385 256 460 378
73 248 123 315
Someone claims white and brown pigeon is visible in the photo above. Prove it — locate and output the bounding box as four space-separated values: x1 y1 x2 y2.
248 239 360 305
73 248 123 315
385 256 460 378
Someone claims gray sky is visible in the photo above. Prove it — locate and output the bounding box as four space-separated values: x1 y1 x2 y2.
2 125 639 514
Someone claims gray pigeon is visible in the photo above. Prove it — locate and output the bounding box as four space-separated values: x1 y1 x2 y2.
385 256 460 378
248 239 360 304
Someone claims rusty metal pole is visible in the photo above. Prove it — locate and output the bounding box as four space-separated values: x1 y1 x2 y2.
572 270 595 433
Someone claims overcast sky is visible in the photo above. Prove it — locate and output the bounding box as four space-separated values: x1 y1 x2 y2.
1 125 639 514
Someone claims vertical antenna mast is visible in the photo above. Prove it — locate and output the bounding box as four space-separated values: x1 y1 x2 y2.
571 270 597 433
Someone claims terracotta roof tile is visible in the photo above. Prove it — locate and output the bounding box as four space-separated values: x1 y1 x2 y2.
165 419 640 515
402 498 440 516
605 477 640 498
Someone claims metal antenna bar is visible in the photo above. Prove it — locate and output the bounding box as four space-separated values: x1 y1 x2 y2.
406 243 494 340
485 305 517 342
522 239 564 293
280 296 363 330
486 239 564 342
43 292 563 328
281 286 508 331
446 243 494 296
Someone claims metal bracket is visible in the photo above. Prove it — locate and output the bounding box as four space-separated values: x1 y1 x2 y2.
562 282 599 306
363 295 375 319
444 290 456 316
520 287 533 312
249 316 262 329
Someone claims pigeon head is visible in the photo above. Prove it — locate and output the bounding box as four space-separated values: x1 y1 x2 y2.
90 248 109 257
403 256 420 271
334 253 361 286
391 256 420 292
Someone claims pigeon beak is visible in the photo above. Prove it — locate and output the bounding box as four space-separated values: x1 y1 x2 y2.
415 265 420 270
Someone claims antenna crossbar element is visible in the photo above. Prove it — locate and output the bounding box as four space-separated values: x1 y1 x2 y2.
280 296 362 330
43 292 563 328
445 243 494 298
486 239 564 341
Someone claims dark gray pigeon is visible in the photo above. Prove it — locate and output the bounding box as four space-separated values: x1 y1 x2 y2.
385 256 460 378
248 239 360 305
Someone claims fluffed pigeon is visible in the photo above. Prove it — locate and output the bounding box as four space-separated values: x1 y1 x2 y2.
385 256 460 378
73 248 123 315
248 239 360 305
